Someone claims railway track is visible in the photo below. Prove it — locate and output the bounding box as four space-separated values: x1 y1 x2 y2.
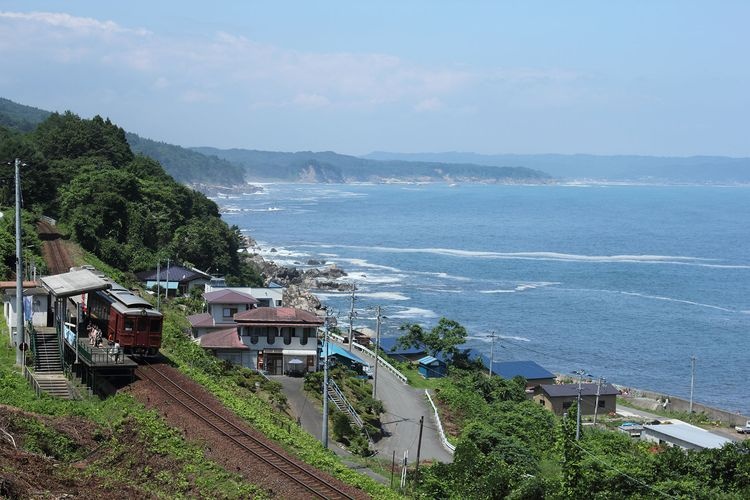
37 220 73 274
136 360 359 500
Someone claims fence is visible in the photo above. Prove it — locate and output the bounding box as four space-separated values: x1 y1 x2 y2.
327 332 408 384
425 389 455 453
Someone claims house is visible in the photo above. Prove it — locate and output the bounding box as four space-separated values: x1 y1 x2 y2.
234 307 323 375
321 341 369 373
188 289 259 338
534 383 619 416
199 327 250 367
491 360 556 388
1 281 51 335
204 283 284 308
641 420 732 451
136 265 211 296
417 356 447 378
379 337 427 362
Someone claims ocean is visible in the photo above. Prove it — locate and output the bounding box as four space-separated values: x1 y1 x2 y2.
217 183 750 415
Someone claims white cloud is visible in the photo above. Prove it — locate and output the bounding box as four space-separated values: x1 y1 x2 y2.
0 11 150 35
414 97 442 112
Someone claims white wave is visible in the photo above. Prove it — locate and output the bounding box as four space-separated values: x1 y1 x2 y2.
357 292 410 301
481 282 561 294
470 334 531 343
388 307 438 319
326 244 750 268
346 273 404 285
619 292 736 313
480 289 516 294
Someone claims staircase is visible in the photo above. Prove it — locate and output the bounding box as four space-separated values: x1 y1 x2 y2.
327 380 364 428
28 328 75 400
33 329 63 373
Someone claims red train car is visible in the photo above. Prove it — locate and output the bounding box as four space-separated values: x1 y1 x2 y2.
87 283 162 355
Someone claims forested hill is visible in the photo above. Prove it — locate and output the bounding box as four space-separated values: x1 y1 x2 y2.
193 147 552 184
0 111 260 285
126 133 246 185
0 97 51 133
365 151 750 184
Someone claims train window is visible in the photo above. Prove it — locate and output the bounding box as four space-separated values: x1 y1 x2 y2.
124 319 133 331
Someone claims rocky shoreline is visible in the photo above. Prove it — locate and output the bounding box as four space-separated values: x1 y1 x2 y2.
241 237 350 313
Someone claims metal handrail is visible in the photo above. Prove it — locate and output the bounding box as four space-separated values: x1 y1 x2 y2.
328 379 364 428
328 332 408 384
425 389 455 453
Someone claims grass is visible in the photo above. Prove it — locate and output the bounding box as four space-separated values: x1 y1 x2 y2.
617 396 724 427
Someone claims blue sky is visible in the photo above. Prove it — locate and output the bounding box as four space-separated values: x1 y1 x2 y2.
1 1 748 156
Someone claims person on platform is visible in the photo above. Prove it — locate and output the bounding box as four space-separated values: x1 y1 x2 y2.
113 341 121 363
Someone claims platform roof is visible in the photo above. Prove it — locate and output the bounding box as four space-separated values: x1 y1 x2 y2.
41 270 111 297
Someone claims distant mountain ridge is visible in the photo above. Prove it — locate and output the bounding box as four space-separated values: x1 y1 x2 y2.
364 151 750 184
193 147 551 184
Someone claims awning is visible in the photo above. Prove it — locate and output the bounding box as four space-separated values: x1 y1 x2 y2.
283 349 316 356
145 281 178 289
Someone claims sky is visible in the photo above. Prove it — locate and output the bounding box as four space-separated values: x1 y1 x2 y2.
1 1 748 156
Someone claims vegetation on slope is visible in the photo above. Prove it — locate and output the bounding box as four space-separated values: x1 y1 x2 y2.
0 111 261 285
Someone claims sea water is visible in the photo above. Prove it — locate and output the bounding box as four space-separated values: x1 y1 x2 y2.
218 183 750 414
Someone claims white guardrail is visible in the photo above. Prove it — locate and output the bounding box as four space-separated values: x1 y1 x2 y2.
425 389 456 453
328 332 408 384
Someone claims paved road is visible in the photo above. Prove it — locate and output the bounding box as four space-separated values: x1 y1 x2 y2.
346 343 454 464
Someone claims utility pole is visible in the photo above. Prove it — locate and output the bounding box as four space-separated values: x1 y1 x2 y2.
593 376 605 426
572 369 588 441
164 258 170 302
14 159 25 367
689 355 696 413
156 260 161 311
347 283 356 351
372 305 382 399
488 330 496 377
414 415 424 485
322 314 330 449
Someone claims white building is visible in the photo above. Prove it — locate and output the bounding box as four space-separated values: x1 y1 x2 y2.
641 420 733 451
1 281 50 337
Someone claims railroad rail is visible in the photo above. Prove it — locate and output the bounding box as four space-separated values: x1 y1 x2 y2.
37 219 74 274
136 360 358 500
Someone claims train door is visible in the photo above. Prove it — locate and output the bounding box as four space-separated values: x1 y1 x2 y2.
134 316 150 351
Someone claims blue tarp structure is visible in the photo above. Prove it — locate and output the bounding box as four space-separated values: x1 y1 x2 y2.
321 341 367 367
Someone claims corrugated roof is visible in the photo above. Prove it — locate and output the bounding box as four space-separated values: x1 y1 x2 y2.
199 327 248 350
234 307 323 325
41 270 111 297
188 312 215 328
540 383 620 398
418 355 443 365
379 337 426 355
204 289 258 305
492 360 555 381
643 421 732 449
136 265 210 283
321 342 366 365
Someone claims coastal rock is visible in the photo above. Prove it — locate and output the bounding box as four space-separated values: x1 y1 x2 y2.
283 285 323 312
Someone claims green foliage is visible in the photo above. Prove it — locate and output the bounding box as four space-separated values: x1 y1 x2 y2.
0 97 51 132
397 317 468 361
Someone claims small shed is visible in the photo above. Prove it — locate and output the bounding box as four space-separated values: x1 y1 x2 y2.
417 355 447 378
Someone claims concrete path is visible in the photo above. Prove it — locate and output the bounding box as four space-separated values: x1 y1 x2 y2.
343 343 454 464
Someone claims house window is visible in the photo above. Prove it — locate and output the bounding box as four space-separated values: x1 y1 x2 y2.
282 327 292 345
250 333 259 344
301 327 314 346
223 307 238 318
267 329 276 344
598 400 606 408
539 400 545 406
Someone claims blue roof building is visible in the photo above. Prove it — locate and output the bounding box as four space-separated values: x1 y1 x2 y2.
379 337 426 362
321 341 368 370
491 360 556 387
417 355 447 378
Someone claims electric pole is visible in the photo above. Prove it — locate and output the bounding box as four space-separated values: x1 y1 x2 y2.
593 376 605 426
488 330 496 377
415 415 424 485
372 305 382 399
348 282 356 351
322 314 330 448
156 260 161 311
572 369 588 440
164 258 170 302
14 159 25 367
689 355 696 413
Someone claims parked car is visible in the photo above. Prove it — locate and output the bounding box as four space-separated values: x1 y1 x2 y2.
735 420 750 434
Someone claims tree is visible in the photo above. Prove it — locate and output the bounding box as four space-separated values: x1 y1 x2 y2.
397 317 467 360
